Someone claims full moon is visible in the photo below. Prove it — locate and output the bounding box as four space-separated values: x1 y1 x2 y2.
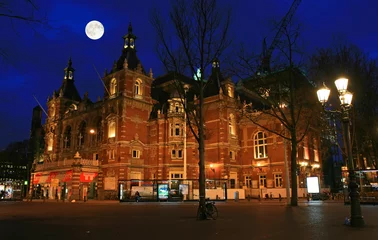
85 20 104 40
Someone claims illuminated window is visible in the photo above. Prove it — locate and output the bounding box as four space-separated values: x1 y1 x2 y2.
130 39 134 48
254 131 268 159
274 174 283 188
245 176 252 188
47 136 53 151
50 104 55 117
108 121 116 138
134 79 142 97
228 114 235 135
259 175 267 188
110 78 117 96
314 150 319 162
68 71 73 79
227 86 233 97
108 149 115 160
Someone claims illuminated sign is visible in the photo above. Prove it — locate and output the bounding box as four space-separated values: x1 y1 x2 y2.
306 177 320 193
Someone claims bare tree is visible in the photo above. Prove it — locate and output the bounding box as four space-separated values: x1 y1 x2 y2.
0 0 48 60
235 23 319 206
150 0 231 219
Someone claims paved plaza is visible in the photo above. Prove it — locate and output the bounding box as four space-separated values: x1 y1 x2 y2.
0 200 377 240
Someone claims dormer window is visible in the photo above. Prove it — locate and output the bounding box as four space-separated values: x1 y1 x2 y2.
110 78 117 96
227 86 233 98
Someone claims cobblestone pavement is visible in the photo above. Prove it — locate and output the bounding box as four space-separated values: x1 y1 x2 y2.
0 200 377 240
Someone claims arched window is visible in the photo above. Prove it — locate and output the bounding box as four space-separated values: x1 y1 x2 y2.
134 79 142 97
110 78 117 96
63 126 71 149
96 118 102 143
228 114 235 135
47 135 53 151
50 104 55 117
108 121 116 138
78 121 86 147
175 103 180 113
254 131 268 159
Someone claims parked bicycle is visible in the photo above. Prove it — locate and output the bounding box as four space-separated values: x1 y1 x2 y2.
204 198 218 220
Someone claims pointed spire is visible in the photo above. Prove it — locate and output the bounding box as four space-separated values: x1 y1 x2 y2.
68 57 72 68
128 22 133 33
262 38 267 57
149 68 153 78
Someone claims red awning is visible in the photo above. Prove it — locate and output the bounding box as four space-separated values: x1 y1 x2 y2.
80 172 98 183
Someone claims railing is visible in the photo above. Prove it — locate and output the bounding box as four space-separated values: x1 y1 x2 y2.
34 158 99 171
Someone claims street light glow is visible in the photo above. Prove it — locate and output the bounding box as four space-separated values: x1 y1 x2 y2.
335 78 348 94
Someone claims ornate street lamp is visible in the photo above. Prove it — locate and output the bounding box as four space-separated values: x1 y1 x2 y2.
317 78 364 227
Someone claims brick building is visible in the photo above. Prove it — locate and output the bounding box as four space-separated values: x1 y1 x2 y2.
30 24 322 201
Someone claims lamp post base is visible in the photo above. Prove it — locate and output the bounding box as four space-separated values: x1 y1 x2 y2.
350 216 365 228
349 170 365 227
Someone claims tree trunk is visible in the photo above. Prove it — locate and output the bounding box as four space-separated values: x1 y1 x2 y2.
197 73 207 219
290 130 298 206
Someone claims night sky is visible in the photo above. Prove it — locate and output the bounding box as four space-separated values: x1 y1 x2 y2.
0 0 377 150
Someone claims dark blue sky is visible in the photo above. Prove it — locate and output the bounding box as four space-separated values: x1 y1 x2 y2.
0 0 377 150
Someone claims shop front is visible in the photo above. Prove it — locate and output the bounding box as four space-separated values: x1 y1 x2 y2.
32 170 98 201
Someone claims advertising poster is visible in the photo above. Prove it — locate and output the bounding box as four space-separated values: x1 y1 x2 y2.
179 184 189 195
306 177 320 193
158 184 169 200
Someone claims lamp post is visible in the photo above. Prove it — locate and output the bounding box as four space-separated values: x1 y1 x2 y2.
183 84 189 200
317 78 364 227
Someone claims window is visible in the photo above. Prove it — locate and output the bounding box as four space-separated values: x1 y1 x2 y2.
227 86 233 97
68 71 73 79
178 150 183 158
108 149 115 160
93 153 99 161
175 123 181 136
171 149 176 158
303 146 309 160
245 176 252 188
175 103 180 113
259 175 267 188
134 79 142 97
108 121 116 138
132 150 140 158
230 151 235 160
228 114 235 136
63 126 71 149
274 174 283 188
110 78 117 96
78 121 86 147
254 131 268 159
314 149 319 162
47 136 53 151
170 172 183 179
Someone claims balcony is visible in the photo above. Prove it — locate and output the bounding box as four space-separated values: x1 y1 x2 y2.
34 158 99 171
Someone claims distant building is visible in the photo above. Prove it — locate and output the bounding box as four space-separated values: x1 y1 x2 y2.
0 140 29 199
30 23 323 201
